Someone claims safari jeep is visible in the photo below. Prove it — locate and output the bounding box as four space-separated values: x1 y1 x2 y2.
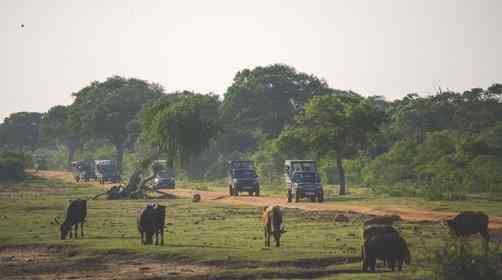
228 160 260 196
285 160 323 203
152 160 176 189
70 160 97 182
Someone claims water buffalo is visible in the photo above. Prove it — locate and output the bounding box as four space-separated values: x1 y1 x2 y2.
445 211 490 251
137 202 166 245
363 233 411 272
262 205 284 247
361 225 400 270
59 199 87 240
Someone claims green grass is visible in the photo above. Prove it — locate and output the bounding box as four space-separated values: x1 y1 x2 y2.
0 175 500 279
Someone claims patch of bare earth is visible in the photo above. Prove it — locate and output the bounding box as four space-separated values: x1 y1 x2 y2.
168 188 502 233
0 245 218 280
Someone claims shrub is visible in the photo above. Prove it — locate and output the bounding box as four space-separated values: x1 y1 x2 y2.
0 152 31 181
431 238 501 280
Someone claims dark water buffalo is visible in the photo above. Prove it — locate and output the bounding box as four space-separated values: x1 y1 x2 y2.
445 211 490 250
59 199 87 240
262 205 284 247
361 225 400 270
137 202 166 245
363 233 411 272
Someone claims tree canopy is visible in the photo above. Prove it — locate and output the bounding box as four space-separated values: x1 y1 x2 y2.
70 76 164 169
300 95 384 194
140 92 221 168
0 112 42 152
40 105 81 165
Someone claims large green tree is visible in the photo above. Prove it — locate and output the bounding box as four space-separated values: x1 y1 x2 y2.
40 105 81 165
70 76 163 170
0 112 42 152
300 95 383 195
140 92 221 168
220 64 337 153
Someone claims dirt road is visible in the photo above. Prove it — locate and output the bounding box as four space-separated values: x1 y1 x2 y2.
37 170 502 230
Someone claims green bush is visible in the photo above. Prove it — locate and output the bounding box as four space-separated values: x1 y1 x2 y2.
0 152 31 181
431 239 501 280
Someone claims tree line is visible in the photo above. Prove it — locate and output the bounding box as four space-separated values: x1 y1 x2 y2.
1 64 501 197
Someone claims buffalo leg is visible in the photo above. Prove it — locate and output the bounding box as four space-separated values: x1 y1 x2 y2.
74 224 78 239
81 222 84 237
264 227 269 247
368 256 376 272
140 231 144 244
398 259 403 271
160 228 164 245
389 259 396 271
361 245 367 272
274 232 281 247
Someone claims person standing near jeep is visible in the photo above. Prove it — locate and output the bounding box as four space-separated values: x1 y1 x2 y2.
228 160 260 196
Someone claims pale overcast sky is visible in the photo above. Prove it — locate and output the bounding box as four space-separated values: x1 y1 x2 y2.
2 0 501 121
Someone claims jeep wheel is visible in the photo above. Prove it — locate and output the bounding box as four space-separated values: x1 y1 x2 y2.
229 185 233 196
75 176 80 183
287 190 292 203
318 192 324 203
234 189 239 196
310 196 316 202
295 192 300 203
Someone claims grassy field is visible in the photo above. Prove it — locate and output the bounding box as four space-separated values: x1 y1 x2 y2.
0 175 500 279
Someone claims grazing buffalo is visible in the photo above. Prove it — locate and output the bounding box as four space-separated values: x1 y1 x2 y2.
361 225 400 270
445 211 490 251
137 202 166 245
59 199 87 240
262 205 284 247
363 233 411 272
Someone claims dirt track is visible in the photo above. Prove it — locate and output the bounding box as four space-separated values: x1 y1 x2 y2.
37 170 502 231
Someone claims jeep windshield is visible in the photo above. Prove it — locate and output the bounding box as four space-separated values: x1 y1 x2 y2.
158 170 174 178
290 162 316 172
293 172 317 183
233 169 256 178
99 165 116 173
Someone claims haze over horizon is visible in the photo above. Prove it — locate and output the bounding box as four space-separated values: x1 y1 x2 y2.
2 0 501 121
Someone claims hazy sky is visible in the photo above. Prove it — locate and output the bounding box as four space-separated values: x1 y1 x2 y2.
2 0 501 121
